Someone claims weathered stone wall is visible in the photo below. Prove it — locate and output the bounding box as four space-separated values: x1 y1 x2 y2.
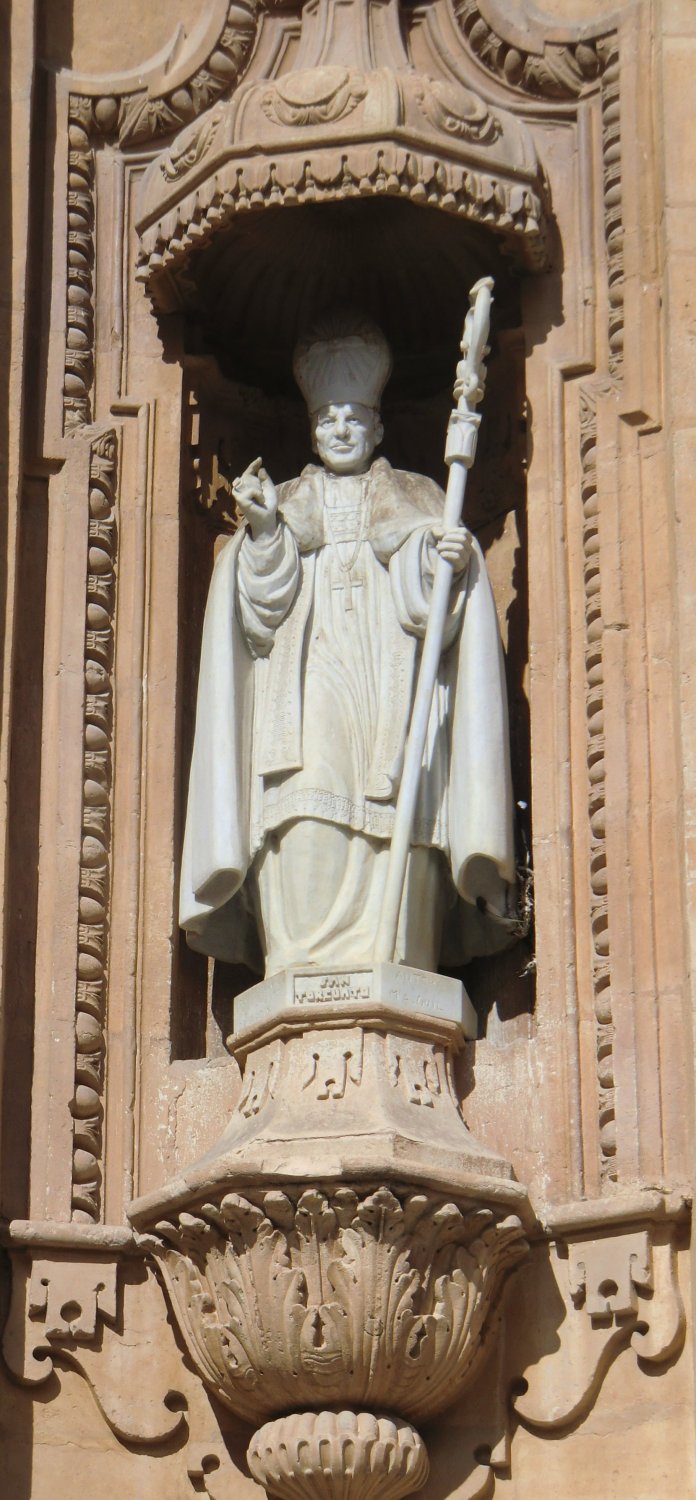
1 0 694 1494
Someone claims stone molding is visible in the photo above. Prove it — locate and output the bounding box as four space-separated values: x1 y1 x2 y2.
453 0 613 100
66 430 119 1221
116 0 260 147
62 0 260 431
64 97 98 432
578 383 618 1183
597 39 624 377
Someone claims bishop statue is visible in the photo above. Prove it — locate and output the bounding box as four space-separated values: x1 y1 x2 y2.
180 313 516 977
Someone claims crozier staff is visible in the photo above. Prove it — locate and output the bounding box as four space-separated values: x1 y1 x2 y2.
180 313 516 977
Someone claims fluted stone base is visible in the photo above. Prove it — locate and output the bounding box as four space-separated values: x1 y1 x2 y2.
248 1411 429 1500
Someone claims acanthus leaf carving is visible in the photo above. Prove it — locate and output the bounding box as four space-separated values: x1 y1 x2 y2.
149 1184 527 1428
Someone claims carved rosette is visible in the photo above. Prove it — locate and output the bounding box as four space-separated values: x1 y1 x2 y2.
148 1184 526 1427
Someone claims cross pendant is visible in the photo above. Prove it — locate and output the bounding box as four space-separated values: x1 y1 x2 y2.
332 571 364 611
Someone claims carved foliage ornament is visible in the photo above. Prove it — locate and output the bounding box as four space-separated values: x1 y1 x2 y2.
454 0 606 98
260 66 368 128
414 77 500 144
150 1185 527 1426
118 1 259 147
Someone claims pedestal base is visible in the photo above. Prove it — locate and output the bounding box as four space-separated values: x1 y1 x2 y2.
129 963 530 1470
130 966 528 1225
233 961 477 1036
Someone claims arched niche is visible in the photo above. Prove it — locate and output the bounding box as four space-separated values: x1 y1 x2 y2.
122 0 551 1056
163 187 535 1059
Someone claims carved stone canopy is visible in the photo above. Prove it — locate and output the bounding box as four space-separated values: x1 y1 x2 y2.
135 0 549 316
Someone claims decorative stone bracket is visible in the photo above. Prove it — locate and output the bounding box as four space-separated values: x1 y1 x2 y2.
2 1231 188 1447
514 1215 687 1435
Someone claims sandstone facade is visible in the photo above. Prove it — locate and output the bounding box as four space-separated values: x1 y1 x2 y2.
1 0 695 1495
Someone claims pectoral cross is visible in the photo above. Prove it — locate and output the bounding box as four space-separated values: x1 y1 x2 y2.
332 571 364 611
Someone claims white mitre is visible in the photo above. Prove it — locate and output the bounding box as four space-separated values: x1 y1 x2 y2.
293 313 392 415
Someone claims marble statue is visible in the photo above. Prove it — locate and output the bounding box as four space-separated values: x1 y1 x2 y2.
180 313 516 977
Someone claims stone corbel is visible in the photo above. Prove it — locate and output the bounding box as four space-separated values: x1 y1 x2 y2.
514 1204 687 1434
4 1250 119 1379
2 1225 189 1446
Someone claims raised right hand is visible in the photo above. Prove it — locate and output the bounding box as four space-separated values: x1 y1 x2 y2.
232 457 279 540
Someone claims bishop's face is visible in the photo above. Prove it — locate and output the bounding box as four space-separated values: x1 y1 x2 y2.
312 402 384 475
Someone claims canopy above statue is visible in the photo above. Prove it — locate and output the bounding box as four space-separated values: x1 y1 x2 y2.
135 0 550 312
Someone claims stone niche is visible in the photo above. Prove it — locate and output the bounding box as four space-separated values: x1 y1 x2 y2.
1 0 693 1498
171 190 532 1061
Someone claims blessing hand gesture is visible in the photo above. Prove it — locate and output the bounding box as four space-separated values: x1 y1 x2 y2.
232 458 279 540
